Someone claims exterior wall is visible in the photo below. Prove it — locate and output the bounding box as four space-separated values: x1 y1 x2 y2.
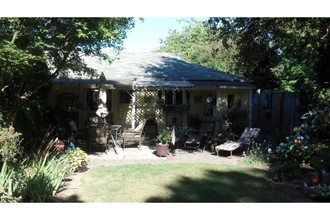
48 84 253 136
217 88 250 110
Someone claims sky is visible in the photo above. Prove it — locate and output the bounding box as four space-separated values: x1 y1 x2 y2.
122 17 208 52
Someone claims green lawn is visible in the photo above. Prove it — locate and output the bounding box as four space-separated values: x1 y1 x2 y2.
67 163 297 202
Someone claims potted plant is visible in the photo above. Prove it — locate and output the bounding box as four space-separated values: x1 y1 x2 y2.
155 127 171 156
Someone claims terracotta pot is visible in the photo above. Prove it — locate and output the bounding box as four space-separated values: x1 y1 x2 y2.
156 143 169 157
307 172 319 185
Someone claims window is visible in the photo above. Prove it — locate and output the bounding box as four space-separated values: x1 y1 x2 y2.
175 90 183 105
86 89 99 111
165 91 173 105
120 90 132 104
227 94 234 108
161 90 184 105
86 89 112 111
227 94 242 109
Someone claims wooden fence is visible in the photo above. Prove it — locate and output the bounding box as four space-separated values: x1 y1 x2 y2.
252 92 302 132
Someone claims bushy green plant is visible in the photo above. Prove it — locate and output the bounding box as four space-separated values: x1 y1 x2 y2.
0 162 22 202
20 151 71 202
156 127 172 144
217 106 248 140
309 144 330 172
300 104 330 142
270 160 302 182
275 127 312 165
309 184 330 200
63 147 89 173
0 126 23 163
244 142 270 165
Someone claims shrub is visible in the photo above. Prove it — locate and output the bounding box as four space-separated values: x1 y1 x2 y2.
309 184 330 200
275 127 313 165
217 106 248 140
0 126 23 163
0 162 22 202
300 104 330 142
63 147 89 173
309 143 330 172
244 142 270 165
20 151 71 202
270 160 302 182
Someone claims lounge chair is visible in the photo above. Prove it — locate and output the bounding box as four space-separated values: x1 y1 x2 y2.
215 127 261 157
122 119 147 150
184 116 215 151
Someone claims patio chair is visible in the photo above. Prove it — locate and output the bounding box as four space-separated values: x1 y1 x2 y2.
215 127 261 157
184 116 215 151
67 119 87 148
122 119 147 150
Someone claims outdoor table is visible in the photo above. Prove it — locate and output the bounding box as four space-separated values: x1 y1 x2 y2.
108 125 122 151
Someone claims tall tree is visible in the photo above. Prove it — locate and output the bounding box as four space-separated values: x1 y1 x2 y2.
208 17 330 107
0 17 134 125
0 18 134 146
158 19 239 74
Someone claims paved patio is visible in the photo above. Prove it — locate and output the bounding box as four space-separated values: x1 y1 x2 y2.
87 143 246 168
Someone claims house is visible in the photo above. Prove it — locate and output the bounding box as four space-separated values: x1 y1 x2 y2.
49 52 255 136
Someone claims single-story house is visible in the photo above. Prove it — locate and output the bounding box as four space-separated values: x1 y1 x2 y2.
49 52 255 136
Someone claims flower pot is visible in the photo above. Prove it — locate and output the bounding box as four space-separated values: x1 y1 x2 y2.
307 172 319 185
156 143 169 157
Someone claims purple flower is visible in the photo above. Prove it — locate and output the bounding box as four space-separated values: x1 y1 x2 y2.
12 158 17 163
6 152 11 158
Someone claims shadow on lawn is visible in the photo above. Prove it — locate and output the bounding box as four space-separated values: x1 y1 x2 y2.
145 168 307 202
50 194 83 203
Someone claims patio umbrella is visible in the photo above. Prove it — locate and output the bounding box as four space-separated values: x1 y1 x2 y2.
171 126 176 146
96 73 109 118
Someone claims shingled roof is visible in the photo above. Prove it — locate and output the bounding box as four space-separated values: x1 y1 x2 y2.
54 52 255 89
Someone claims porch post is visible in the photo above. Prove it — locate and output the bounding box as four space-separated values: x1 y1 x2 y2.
248 89 253 127
215 90 222 132
131 79 137 129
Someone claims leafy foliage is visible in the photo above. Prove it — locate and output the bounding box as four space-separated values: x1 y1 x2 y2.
275 127 312 165
0 126 23 163
158 18 239 74
309 184 330 200
0 162 22 202
0 17 134 150
217 106 248 140
207 17 330 107
269 104 330 180
244 142 270 165
270 160 302 182
63 147 89 173
19 151 71 202
156 127 172 144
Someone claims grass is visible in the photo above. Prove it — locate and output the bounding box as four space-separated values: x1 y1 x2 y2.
68 163 299 202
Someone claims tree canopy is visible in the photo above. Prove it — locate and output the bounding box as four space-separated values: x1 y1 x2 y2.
158 19 239 74
0 17 134 145
159 17 330 108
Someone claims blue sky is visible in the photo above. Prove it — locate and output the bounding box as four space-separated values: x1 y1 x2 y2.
122 17 208 52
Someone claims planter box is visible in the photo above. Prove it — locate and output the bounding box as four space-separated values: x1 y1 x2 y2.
156 143 169 157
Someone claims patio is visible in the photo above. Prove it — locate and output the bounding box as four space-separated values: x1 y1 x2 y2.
87 142 246 168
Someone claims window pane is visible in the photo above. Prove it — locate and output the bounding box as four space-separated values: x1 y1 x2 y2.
227 94 234 108
175 90 183 104
165 90 173 105
86 89 98 111
120 90 132 104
